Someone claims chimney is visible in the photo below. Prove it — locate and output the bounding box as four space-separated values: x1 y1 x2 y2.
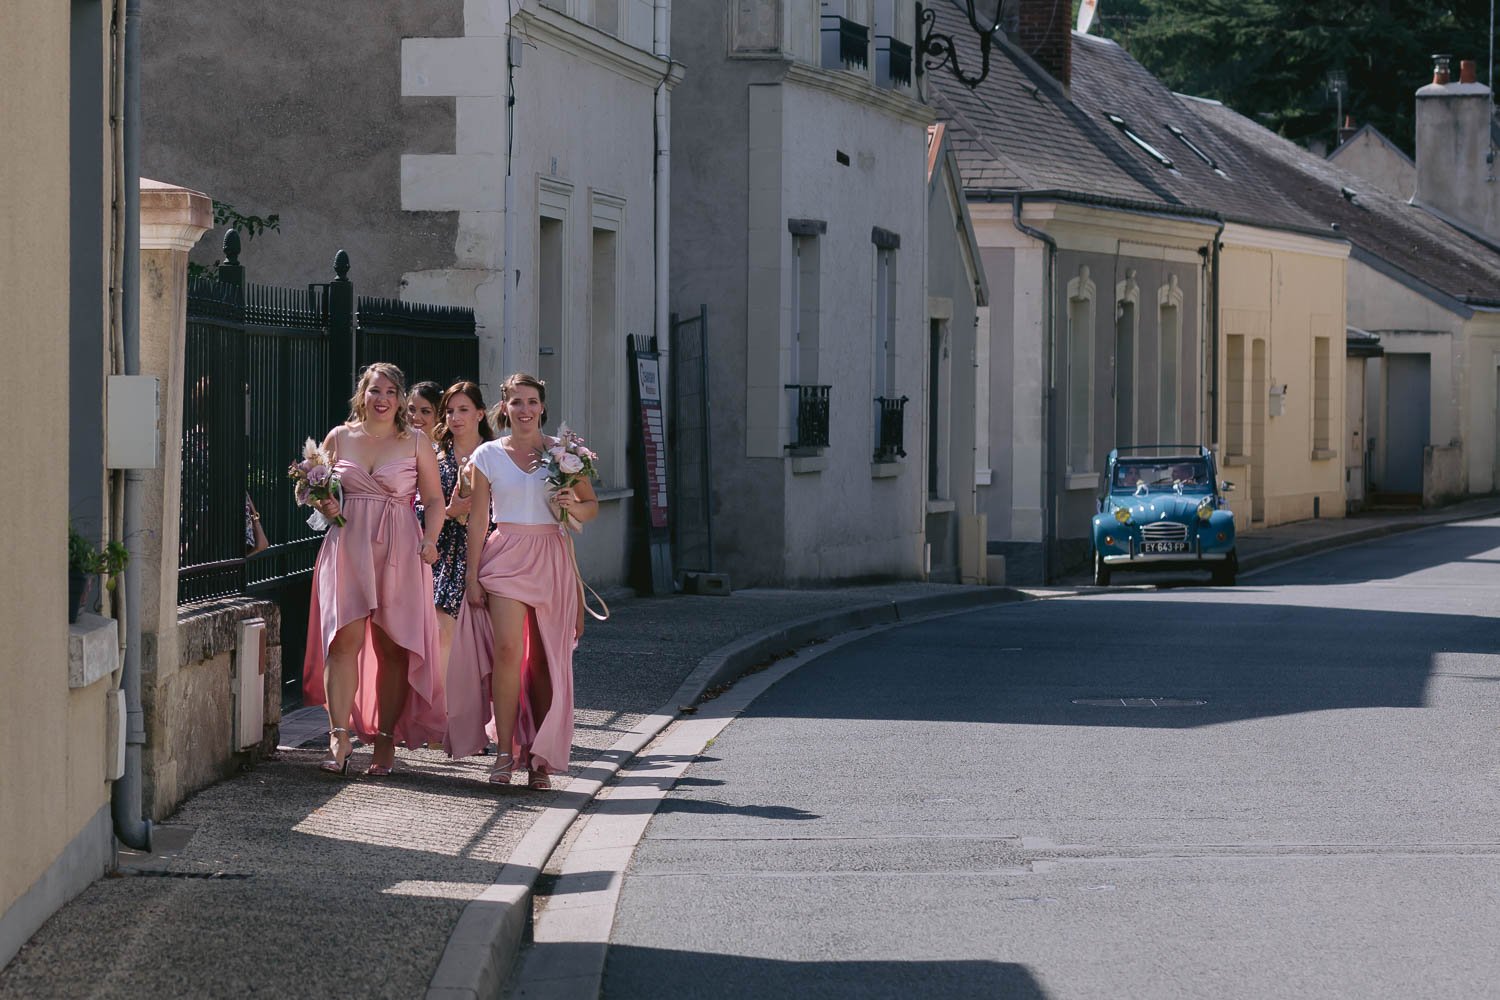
1338 114 1357 146
1016 0 1072 89
1415 54 1498 241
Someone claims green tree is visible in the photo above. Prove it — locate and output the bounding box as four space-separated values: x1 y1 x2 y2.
1085 0 1489 155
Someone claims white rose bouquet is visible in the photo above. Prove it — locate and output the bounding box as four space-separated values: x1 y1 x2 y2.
541 424 598 532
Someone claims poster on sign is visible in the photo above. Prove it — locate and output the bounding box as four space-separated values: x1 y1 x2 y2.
628 334 673 595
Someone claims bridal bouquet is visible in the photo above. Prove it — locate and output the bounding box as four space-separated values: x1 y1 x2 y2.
288 437 345 528
542 424 598 532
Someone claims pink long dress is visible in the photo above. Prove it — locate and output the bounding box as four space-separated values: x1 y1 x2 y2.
302 458 446 747
445 441 578 774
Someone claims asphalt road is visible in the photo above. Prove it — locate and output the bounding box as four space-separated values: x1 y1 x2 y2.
602 519 1500 999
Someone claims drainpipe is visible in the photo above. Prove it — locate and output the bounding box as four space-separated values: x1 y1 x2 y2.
501 17 519 376
1011 194 1058 583
653 1 672 386
1208 216 1225 449
114 0 151 851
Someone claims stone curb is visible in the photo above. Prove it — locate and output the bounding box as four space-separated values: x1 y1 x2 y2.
423 585 1030 1000
1237 504 1500 574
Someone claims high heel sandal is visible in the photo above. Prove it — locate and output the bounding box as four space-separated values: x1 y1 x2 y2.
526 759 551 791
319 727 353 775
488 752 516 786
366 731 398 777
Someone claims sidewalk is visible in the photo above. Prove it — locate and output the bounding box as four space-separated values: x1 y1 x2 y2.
0 582 1019 1000
3 499 1494 999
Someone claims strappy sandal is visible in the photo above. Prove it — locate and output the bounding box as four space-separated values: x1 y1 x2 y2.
488 752 516 786
319 727 353 776
366 731 398 777
527 761 551 791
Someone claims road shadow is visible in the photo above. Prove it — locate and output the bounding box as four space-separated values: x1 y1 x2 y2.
742 597 1497 729
599 945 1047 999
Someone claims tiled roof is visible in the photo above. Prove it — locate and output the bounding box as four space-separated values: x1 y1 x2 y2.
1068 33 1322 236
1185 96 1500 306
926 3 1167 205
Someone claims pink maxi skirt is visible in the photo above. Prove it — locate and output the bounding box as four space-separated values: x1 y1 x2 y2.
445 522 579 773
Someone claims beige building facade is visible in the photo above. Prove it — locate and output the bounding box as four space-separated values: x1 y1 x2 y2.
1 1 117 967
1217 227 1350 527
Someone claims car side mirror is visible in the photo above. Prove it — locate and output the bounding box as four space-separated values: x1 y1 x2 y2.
1221 480 1235 492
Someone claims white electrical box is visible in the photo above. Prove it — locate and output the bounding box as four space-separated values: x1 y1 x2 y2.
106 375 161 470
233 618 267 751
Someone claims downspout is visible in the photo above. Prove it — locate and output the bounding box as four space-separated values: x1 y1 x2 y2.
501 16 519 376
1208 216 1225 449
1011 194 1058 582
113 0 151 851
653 0 671 387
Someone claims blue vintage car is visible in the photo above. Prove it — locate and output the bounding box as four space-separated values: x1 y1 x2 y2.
1090 446 1237 586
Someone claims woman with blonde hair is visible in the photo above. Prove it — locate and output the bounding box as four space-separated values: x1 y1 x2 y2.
447 372 597 789
303 362 447 776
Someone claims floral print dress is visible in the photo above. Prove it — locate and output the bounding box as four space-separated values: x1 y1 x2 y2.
426 447 477 618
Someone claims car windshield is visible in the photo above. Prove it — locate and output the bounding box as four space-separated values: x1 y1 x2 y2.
1112 459 1211 493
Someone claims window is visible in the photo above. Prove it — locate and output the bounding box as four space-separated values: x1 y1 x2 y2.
1165 124 1227 177
872 0 911 88
1158 274 1183 446
1114 270 1139 448
1225 334 1246 456
587 227 616 480
1106 113 1175 169
873 246 896 397
537 180 572 426
589 0 619 34
538 217 566 422
927 320 949 496
790 234 821 436
821 0 870 71
1067 266 1096 474
1312 335 1331 452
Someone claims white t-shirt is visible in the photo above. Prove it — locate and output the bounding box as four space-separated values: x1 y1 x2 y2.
470 438 555 525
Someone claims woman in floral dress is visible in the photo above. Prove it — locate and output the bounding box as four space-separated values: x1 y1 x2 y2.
428 381 495 680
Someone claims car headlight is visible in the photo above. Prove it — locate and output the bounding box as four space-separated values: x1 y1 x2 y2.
1113 507 1131 525
1196 500 1213 522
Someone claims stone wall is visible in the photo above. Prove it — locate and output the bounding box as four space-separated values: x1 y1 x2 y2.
144 599 282 822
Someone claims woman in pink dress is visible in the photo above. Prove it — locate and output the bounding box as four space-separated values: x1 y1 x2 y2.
303 362 447 776
447 373 598 789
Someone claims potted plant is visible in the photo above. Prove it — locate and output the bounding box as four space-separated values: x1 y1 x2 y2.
68 525 129 624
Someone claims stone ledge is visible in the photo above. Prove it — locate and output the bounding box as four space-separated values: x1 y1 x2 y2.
177 597 279 670
69 613 119 689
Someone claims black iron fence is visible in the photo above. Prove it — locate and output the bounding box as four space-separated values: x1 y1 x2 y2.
357 295 478 390
874 395 908 462
785 384 831 451
178 231 478 608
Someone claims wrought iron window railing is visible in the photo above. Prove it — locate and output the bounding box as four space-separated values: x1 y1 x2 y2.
878 37 913 88
821 16 870 70
785 384 832 451
874 395 908 462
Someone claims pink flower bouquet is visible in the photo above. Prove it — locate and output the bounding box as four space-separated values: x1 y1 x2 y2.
542 424 598 531
288 438 345 528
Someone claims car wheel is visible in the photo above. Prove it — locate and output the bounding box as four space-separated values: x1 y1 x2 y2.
1093 548 1111 587
1211 549 1238 587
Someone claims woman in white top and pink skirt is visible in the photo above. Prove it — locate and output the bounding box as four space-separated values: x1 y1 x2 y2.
446 373 598 788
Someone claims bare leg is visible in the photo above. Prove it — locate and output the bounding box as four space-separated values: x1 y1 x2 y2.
487 596 529 771
436 609 457 689
323 617 366 768
370 623 409 771
525 609 553 762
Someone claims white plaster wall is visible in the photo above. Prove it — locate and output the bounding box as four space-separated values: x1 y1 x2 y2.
1347 258 1465 487
777 80 929 581
1462 316 1500 493
400 2 664 585
971 206 1047 546
1328 130 1416 201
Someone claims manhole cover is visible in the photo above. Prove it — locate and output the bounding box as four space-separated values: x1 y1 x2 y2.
1071 697 1207 708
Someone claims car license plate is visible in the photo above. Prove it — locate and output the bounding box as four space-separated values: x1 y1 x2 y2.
1142 541 1188 554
